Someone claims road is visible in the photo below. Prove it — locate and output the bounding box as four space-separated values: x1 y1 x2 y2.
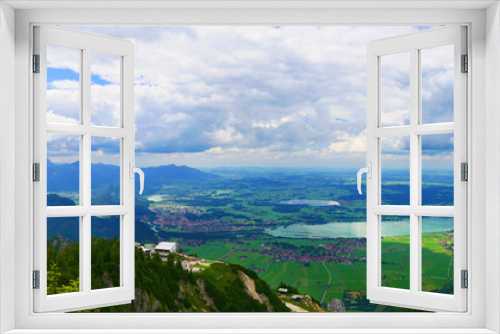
285 302 309 312
320 262 332 305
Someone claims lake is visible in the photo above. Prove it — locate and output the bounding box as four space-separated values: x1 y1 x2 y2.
265 217 454 239
148 195 163 202
278 199 340 206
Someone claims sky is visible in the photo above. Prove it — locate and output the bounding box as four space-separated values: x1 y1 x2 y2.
46 26 454 169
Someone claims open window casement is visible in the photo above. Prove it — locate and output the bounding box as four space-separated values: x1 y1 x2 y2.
363 26 467 312
33 26 141 312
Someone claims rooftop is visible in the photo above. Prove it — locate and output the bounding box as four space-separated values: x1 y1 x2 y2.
155 242 178 251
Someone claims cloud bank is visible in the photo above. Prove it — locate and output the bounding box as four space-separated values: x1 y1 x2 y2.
46 26 453 169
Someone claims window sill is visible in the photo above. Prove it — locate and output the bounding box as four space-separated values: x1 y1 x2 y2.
4 329 497 334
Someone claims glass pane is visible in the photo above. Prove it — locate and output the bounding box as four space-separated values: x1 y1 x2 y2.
421 133 454 206
421 45 454 124
381 215 410 290
91 215 121 290
381 136 410 205
380 52 410 127
421 217 454 294
91 137 121 205
91 52 121 128
47 217 80 295
46 44 81 125
47 133 80 205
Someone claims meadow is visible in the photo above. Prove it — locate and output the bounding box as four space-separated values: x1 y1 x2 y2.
48 165 455 312
181 231 454 310
148 168 455 311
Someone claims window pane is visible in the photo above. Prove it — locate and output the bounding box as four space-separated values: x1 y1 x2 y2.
381 215 410 290
421 45 454 124
381 136 410 205
91 137 121 205
421 133 454 206
91 52 121 128
380 52 410 127
91 215 121 290
47 133 80 205
47 217 80 295
421 217 454 294
46 44 81 125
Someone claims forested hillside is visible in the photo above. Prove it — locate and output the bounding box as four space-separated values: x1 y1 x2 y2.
47 237 290 312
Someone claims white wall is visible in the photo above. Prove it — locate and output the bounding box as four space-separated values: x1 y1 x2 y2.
7 5 495 331
485 2 500 333
0 2 16 333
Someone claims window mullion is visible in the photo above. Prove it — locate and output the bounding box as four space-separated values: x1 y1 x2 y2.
82 214 91 293
82 47 92 294
82 48 90 128
82 131 91 293
82 47 91 208
409 47 420 294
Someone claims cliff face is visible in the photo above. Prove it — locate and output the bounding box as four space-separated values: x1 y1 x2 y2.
94 258 290 313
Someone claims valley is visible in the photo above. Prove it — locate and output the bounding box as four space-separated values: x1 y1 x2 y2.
47 162 455 312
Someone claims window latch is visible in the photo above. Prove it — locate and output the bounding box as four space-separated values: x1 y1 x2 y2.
129 161 145 195
357 162 372 195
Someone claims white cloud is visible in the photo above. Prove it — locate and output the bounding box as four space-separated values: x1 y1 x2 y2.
47 110 79 125
51 80 80 90
329 131 367 153
54 25 448 167
47 85 80 124
91 84 121 127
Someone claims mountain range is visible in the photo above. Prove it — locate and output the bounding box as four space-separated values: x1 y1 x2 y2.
47 159 221 193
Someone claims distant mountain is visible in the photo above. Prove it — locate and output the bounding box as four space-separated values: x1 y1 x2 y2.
47 159 80 192
143 164 222 184
47 160 221 193
47 194 158 244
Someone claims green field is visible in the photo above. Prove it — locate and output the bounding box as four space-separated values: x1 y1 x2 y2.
144 169 455 311
50 162 456 312
381 236 411 290
223 251 273 270
182 232 454 307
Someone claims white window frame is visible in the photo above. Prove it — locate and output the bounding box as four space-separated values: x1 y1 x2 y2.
0 2 499 333
33 26 136 313
365 26 468 312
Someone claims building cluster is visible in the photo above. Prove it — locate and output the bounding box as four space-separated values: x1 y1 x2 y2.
180 258 212 273
277 288 305 303
136 241 179 260
439 236 454 253
149 206 282 233
135 241 214 272
225 240 366 265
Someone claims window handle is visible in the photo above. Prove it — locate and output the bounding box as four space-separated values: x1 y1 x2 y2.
357 162 371 195
129 162 145 195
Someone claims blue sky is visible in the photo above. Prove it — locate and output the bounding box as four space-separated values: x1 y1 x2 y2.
46 26 454 169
